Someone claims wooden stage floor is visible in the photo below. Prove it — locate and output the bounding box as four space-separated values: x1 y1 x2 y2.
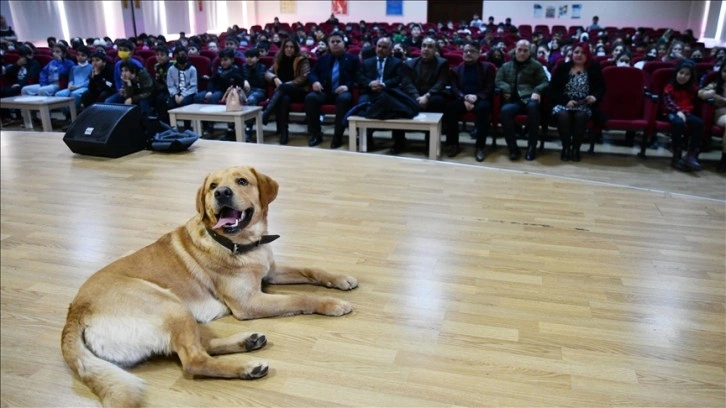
1 131 724 407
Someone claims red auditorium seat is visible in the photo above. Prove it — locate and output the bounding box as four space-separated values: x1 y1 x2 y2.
598 66 650 155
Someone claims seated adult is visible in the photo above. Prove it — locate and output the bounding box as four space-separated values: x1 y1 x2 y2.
396 37 449 154
356 36 403 149
495 39 549 161
444 42 495 162
548 42 605 162
261 39 311 145
305 31 359 148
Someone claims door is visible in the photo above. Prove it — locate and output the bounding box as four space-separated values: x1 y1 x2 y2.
426 0 482 27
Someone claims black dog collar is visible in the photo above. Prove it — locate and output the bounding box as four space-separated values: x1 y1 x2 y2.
206 227 280 254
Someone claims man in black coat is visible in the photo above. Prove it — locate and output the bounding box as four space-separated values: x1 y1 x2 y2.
397 37 449 154
305 31 359 148
444 42 495 161
357 36 403 149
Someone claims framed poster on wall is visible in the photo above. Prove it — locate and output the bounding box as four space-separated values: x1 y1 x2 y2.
332 0 348 15
280 0 296 13
386 0 403 16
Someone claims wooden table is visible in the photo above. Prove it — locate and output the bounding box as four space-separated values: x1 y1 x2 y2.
0 95 76 131
167 104 263 143
347 113 444 160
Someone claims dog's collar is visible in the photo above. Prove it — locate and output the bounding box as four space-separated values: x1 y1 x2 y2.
206 227 280 255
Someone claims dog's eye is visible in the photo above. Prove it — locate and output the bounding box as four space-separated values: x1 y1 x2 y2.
209 182 217 189
236 178 249 186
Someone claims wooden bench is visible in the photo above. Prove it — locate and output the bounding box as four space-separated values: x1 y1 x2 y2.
347 113 444 160
167 104 263 143
0 95 76 131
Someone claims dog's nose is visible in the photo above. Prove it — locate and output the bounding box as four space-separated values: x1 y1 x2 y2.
214 186 233 199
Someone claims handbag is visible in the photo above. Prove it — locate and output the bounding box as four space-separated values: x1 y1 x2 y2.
223 86 247 112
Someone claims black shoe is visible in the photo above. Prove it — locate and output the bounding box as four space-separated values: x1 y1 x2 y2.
279 130 289 145
308 133 323 147
245 126 254 142
561 147 570 161
330 137 342 149
445 144 461 158
525 145 537 161
389 141 405 155
261 110 270 126
571 149 581 162
475 148 486 162
222 129 236 141
718 157 726 173
509 147 521 160
681 155 702 171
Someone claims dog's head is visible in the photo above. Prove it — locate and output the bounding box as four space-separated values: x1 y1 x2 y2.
196 166 278 236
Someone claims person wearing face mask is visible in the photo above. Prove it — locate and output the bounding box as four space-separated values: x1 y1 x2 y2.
165 47 198 127
304 36 315 48
594 45 607 59
486 48 505 68
689 48 705 63
392 42 408 62
634 45 658 69
55 46 92 116
615 51 632 67
105 39 143 104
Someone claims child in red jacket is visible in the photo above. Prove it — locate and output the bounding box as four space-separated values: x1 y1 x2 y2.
662 59 703 171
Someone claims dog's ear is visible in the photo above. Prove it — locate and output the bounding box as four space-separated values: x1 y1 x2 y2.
251 167 278 214
196 174 210 220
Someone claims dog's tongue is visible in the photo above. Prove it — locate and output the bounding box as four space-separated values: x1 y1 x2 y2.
213 208 242 229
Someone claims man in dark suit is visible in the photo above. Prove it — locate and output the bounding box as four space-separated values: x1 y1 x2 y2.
357 36 403 149
305 31 360 148
397 37 449 154
444 42 495 161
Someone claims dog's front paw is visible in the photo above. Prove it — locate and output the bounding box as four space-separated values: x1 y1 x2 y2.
241 361 269 380
318 298 353 316
243 333 267 351
326 275 358 291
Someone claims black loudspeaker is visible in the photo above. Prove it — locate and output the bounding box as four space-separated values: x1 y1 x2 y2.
63 104 146 158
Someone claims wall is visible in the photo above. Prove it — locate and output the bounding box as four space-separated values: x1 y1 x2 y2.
250 0 428 27
481 1 698 32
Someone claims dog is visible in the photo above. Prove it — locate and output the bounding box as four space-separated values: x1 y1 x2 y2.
61 165 358 407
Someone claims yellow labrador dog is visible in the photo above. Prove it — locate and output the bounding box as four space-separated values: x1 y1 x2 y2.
61 165 358 407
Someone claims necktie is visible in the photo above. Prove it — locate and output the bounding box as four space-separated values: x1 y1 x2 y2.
377 58 384 81
331 59 340 90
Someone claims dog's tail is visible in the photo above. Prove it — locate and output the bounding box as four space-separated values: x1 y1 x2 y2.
61 307 145 408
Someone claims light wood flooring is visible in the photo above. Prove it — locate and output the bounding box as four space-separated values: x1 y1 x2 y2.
1 130 724 407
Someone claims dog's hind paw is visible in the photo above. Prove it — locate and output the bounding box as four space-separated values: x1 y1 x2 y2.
318 298 353 316
242 361 269 380
243 333 267 351
328 275 358 290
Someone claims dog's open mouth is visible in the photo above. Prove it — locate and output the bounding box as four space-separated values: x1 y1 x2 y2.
213 207 254 233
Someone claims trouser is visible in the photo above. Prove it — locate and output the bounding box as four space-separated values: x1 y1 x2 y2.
500 99 540 150
445 98 491 149
304 90 353 138
668 112 703 152
392 94 446 146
